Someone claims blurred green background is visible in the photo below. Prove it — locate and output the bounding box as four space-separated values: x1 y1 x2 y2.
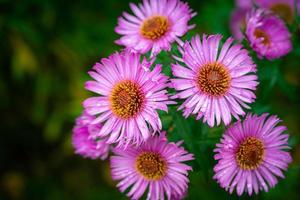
1 0 300 199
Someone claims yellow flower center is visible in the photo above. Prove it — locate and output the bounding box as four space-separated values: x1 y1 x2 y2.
236 137 265 170
254 28 271 46
135 152 167 180
109 80 145 119
141 16 169 40
270 3 293 24
196 63 231 96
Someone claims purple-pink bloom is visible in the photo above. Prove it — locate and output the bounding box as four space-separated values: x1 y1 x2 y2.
171 34 258 127
83 50 175 147
234 0 299 23
115 0 196 57
213 113 292 196
246 9 292 60
72 112 110 160
110 133 194 200
255 0 297 23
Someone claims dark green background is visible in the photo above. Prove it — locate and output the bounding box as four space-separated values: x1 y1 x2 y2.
1 0 300 199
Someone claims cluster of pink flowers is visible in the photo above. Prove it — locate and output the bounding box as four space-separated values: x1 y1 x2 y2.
71 0 294 199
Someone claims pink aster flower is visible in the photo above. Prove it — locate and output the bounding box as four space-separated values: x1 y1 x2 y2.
83 51 175 147
110 133 194 200
255 0 298 23
246 9 292 60
115 0 196 57
213 113 292 196
72 112 110 160
171 34 258 127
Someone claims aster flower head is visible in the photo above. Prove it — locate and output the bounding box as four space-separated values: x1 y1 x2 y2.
83 50 175 147
255 0 298 23
72 112 110 160
171 34 258 127
246 9 292 60
110 133 194 200
213 113 292 196
115 0 196 57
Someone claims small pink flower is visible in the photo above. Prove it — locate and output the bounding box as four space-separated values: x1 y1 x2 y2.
171 34 258 127
256 0 297 23
72 112 110 160
246 9 292 60
84 50 175 147
213 113 292 196
115 0 196 56
110 133 194 200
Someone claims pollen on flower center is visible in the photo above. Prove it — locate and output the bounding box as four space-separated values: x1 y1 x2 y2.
141 16 169 40
236 137 264 170
254 29 271 46
110 80 145 119
135 152 167 180
270 3 293 23
196 63 231 96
